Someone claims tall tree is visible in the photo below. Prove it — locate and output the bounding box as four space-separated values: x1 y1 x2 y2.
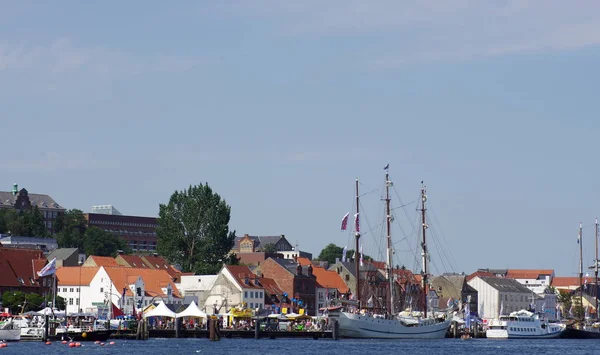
157 183 238 274
0 208 47 237
317 243 344 264
24 206 48 237
55 209 87 249
83 227 129 257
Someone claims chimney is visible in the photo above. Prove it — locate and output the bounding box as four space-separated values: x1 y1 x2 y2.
296 264 302 276
152 253 159 257
12 183 17 196
307 264 313 277
117 250 124 255
335 257 340 264
244 234 249 238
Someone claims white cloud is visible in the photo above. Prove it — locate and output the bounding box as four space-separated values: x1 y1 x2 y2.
229 0 600 66
0 38 202 75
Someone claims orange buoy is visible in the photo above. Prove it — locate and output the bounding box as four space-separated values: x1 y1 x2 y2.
100 343 105 346
45 341 51 345
109 341 115 345
69 343 76 348
95 341 100 344
62 340 67 344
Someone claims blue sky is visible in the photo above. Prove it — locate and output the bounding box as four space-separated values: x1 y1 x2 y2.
2 1 600 277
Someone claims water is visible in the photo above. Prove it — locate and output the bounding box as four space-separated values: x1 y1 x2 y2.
1 338 598 354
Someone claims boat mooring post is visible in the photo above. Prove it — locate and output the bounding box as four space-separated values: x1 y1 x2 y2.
331 319 339 340
43 315 49 341
175 317 181 338
254 317 260 340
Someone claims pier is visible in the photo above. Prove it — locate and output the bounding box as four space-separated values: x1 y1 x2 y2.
111 329 332 340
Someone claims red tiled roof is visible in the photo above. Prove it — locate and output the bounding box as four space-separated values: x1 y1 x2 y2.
466 271 494 282
0 248 46 288
259 277 283 295
506 269 554 279
312 266 349 293
32 259 47 275
142 255 181 279
87 256 119 267
117 255 149 268
552 277 580 287
224 265 262 289
104 267 181 298
56 267 100 286
296 257 312 266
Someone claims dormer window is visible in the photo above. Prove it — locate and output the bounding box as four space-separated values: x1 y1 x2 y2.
17 277 24 285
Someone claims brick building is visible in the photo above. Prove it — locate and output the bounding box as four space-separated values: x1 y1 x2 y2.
83 206 158 252
0 184 65 234
254 258 317 315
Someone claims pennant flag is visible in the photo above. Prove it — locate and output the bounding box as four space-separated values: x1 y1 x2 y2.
354 213 360 233
341 212 349 231
37 258 57 277
359 244 364 267
499 301 504 316
342 246 348 262
446 298 453 308
383 164 389 171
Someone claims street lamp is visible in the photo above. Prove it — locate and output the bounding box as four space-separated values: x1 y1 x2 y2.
78 260 83 313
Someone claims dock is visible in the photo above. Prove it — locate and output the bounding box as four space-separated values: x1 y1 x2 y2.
110 329 332 340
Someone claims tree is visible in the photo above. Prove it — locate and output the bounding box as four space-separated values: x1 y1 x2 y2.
156 183 238 274
317 243 344 264
1 291 46 313
23 206 47 238
55 209 87 249
0 208 47 237
261 243 277 253
83 227 129 257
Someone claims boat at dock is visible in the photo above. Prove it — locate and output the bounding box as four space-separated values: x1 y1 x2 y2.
50 313 111 342
327 169 451 339
486 309 565 339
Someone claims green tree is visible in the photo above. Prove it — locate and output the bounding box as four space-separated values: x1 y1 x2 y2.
83 227 129 257
156 183 238 274
317 243 344 264
0 208 25 236
55 209 87 249
261 243 278 253
23 206 48 237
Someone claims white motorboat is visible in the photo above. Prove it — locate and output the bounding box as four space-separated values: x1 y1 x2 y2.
486 309 565 339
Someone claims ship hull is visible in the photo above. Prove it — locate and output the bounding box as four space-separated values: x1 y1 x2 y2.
329 310 451 339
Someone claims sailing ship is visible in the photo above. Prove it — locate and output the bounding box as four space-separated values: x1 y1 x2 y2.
327 167 452 339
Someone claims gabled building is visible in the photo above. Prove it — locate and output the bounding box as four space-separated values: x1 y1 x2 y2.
0 247 49 294
204 265 265 315
47 248 80 268
83 255 120 268
468 276 534 320
430 274 478 314
297 257 349 311
177 275 218 306
255 258 317 315
506 269 555 294
0 184 65 234
56 266 183 315
115 254 150 269
141 254 183 282
233 234 293 254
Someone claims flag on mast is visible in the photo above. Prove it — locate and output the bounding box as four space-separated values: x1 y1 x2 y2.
341 212 349 231
37 257 57 277
342 246 348 262
354 213 360 233
359 244 364 266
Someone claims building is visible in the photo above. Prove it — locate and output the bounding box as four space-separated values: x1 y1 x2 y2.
56 265 183 315
430 274 478 314
233 234 293 253
297 257 349 311
83 209 158 252
468 276 533 320
0 184 65 234
140 254 183 282
47 248 80 268
254 258 317 315
177 275 218 306
0 247 49 295
92 205 121 215
115 254 150 269
83 255 120 268
0 235 58 253
204 265 266 315
506 269 555 294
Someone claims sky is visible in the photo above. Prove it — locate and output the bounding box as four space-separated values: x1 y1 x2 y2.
2 1 600 277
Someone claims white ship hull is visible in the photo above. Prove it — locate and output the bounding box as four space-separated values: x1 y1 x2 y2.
330 310 451 339
0 329 21 341
486 327 564 339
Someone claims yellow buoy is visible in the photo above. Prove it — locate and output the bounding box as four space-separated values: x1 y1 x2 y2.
82 332 87 338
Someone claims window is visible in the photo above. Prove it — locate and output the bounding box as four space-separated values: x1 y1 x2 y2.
70 288 74 292
76 299 79 306
69 298 73 305
76 288 79 292
250 303 254 309
259 291 263 299
345 275 350 282
63 288 67 292
244 291 248 298
255 291 259 298
100 287 104 293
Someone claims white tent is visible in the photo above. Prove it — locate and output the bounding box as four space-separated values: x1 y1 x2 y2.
143 301 176 319
176 301 207 318
37 307 66 317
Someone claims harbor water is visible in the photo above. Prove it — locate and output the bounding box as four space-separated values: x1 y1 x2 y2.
0 338 598 354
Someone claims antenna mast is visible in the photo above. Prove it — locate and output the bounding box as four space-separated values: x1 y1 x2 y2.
594 218 598 319
421 182 429 318
579 222 583 321
355 179 361 309
385 168 395 315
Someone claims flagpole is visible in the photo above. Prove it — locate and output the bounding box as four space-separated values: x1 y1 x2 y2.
579 222 583 321
52 272 56 317
596 218 598 320
354 178 361 310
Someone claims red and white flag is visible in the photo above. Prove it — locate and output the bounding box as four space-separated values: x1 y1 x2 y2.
354 213 360 232
341 212 350 231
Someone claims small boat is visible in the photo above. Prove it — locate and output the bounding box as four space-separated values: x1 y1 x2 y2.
486 309 565 339
50 313 111 342
0 319 21 341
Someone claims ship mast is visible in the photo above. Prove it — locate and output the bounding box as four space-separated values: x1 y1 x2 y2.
385 169 395 315
579 222 583 321
421 182 429 318
355 178 361 309
594 218 598 319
